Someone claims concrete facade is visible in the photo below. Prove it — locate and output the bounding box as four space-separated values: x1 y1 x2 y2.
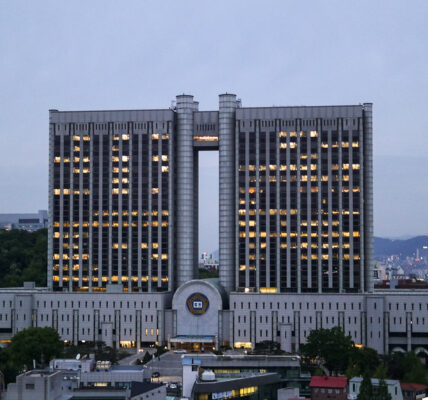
2 283 428 356
3 94 428 363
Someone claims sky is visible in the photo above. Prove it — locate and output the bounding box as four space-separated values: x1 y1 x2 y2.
0 1 427 253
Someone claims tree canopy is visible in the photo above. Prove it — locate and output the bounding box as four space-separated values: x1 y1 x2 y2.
346 346 380 378
376 378 392 400
357 375 373 400
6 327 63 370
0 228 47 287
300 326 355 375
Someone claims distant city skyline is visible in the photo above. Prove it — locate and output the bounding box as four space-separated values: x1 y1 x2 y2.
1 0 427 254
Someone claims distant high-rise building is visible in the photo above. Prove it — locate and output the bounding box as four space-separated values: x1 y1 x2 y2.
49 95 373 294
0 210 48 232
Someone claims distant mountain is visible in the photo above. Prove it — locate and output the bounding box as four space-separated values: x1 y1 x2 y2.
374 235 428 258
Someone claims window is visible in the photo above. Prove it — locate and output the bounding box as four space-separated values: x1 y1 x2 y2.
25 383 35 390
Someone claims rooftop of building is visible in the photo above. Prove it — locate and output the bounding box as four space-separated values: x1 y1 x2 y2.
310 376 347 388
130 381 164 397
349 377 400 386
400 382 428 391
193 372 281 393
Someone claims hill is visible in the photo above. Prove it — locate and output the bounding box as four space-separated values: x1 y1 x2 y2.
0 228 47 287
374 235 428 258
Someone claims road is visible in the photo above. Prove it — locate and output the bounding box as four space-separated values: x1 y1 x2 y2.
119 349 184 382
118 348 154 366
145 352 185 382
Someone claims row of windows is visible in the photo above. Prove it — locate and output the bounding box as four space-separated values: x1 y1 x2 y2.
233 300 363 311
35 300 159 309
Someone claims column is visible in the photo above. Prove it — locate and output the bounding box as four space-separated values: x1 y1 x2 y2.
219 93 238 293
363 103 374 293
176 95 198 287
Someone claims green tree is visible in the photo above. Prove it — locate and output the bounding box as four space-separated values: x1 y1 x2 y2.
373 363 388 380
142 351 153 364
384 352 428 384
376 378 392 400
402 352 428 385
7 327 63 370
357 375 373 400
300 327 354 375
347 346 380 378
0 229 47 288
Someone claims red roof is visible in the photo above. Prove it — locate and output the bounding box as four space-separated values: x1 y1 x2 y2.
400 382 428 391
310 376 347 388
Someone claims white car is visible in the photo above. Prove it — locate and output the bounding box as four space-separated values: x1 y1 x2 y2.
173 349 187 354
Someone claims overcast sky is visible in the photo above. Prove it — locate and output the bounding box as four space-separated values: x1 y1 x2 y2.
0 1 427 253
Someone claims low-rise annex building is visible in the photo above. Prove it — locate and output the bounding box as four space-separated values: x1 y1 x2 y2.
2 281 428 358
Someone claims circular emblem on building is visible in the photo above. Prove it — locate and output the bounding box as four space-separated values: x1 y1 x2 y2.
186 293 209 316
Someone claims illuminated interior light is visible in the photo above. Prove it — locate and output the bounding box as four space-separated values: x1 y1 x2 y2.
260 287 277 293
193 136 218 141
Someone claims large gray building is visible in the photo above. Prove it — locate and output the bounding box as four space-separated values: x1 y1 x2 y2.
2 94 427 358
48 94 373 294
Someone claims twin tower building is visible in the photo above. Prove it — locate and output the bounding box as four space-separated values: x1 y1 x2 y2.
49 94 374 296
0 94 420 354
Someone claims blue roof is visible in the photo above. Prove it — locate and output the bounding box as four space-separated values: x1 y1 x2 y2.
182 357 202 366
